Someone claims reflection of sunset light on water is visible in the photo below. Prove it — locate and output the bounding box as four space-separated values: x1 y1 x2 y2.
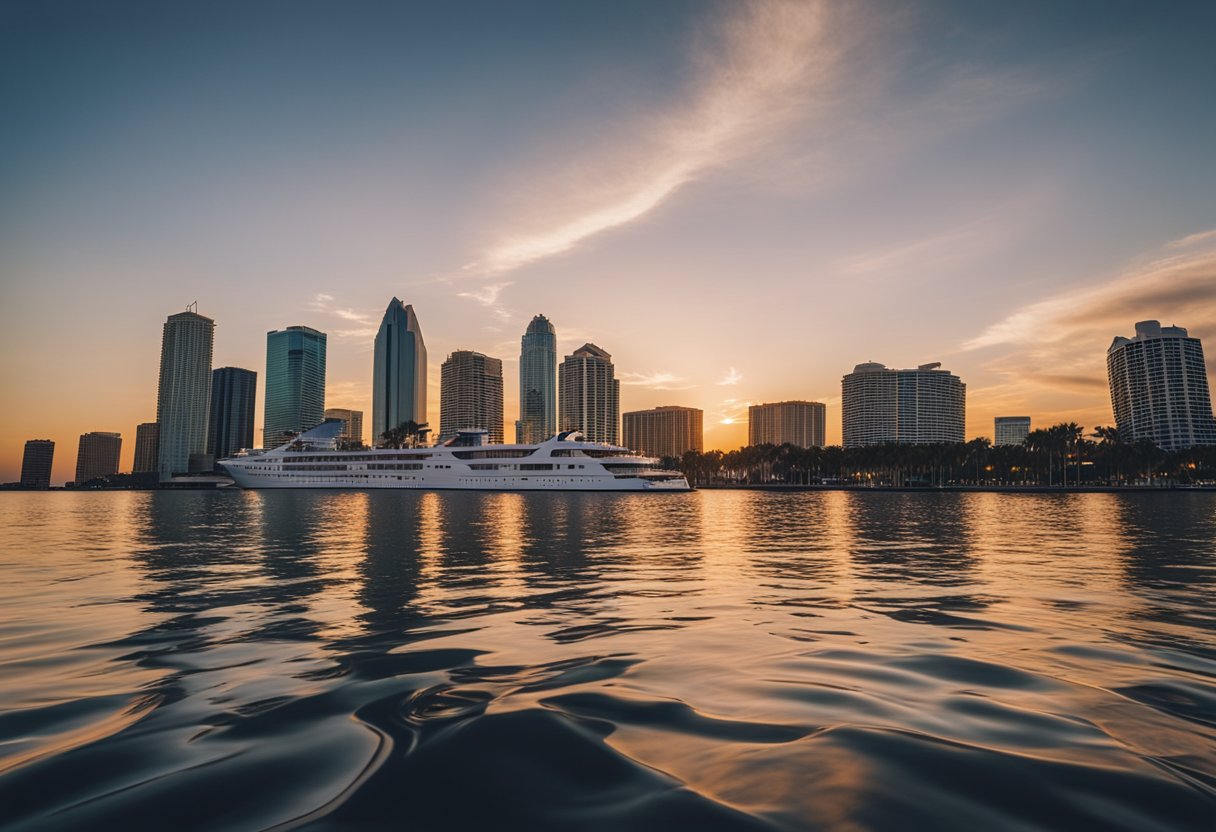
1 490 1214 829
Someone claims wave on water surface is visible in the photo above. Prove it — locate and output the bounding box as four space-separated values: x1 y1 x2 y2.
1 490 1214 831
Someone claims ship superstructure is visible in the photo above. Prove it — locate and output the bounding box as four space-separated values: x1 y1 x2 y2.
220 421 689 491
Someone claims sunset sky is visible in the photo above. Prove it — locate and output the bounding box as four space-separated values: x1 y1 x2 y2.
2 0 1215 484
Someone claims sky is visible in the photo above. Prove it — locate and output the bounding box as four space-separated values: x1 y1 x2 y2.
2 0 1215 484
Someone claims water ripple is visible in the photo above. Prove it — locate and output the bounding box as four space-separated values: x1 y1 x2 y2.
1 490 1214 830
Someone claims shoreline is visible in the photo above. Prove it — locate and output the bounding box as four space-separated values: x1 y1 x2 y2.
695 483 1216 493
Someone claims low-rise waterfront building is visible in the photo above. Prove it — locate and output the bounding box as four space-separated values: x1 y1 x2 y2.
623 406 703 459
324 408 365 447
994 416 1031 447
748 401 826 448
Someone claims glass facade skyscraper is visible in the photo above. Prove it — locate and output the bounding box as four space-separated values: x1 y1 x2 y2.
264 326 327 449
372 299 427 446
156 308 215 480
516 314 557 444
209 367 257 460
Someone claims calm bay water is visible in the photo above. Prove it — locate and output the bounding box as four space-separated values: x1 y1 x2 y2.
1 490 1214 831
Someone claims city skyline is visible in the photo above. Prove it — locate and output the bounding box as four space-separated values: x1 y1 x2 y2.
3 0 1215 482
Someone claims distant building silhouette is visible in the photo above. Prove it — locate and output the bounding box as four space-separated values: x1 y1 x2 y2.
372 298 427 446
440 350 504 443
517 314 557 444
994 416 1031 447
842 362 965 447
75 432 121 485
264 326 326 449
748 401 826 448
1107 320 1216 450
623 406 702 459
20 440 54 489
324 408 364 447
559 343 620 445
133 423 159 473
156 307 215 480
209 367 257 460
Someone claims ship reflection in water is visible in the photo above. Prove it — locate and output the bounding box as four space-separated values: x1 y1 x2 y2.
1 491 1214 830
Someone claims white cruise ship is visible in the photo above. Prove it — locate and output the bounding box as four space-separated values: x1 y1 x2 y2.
219 421 690 491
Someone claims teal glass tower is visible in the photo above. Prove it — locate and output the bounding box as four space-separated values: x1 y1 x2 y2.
516 314 556 444
264 326 326 448
372 299 427 446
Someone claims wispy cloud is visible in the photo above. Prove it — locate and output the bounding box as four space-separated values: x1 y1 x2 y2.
457 282 513 306
618 370 696 391
1167 228 1216 249
963 248 1216 352
960 242 1216 426
307 293 378 339
716 367 743 386
839 221 988 276
464 0 842 276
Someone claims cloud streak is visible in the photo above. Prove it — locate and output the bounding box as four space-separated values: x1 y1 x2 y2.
465 0 841 276
716 367 743 386
960 242 1216 429
307 293 379 339
618 370 695 391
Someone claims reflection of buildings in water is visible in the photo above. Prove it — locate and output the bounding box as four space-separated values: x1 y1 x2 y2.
259 490 370 642
723 491 853 612
133 491 271 614
356 492 428 641
969 493 1127 608
1113 494 1216 630
840 492 990 624
843 492 978 584
510 493 705 611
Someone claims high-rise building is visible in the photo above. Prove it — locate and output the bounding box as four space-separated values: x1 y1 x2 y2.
517 314 557 444
133 423 159 473
20 440 54 489
559 343 620 445
156 307 215 480
623 406 702 459
439 351 504 443
842 362 965 447
324 408 365 447
994 416 1031 447
209 367 257 460
372 298 427 446
264 326 327 449
1107 320 1216 450
75 432 121 485
748 401 826 448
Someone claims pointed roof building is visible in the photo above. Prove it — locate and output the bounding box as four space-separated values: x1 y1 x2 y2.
372 298 428 446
